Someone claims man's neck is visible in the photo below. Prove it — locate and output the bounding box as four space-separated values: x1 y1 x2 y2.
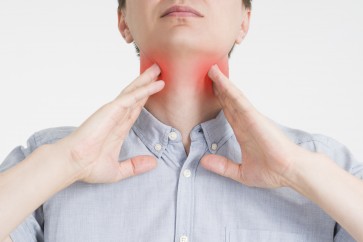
140 52 229 155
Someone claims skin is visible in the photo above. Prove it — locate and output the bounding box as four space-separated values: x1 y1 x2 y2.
1 0 363 241
118 0 250 155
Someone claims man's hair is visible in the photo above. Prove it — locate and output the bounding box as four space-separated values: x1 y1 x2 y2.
118 0 252 58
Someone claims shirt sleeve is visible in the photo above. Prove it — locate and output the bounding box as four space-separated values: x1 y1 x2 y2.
310 134 363 242
0 134 44 242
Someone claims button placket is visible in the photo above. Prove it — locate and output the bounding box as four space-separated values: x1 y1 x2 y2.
183 169 192 178
175 139 203 242
175 125 211 242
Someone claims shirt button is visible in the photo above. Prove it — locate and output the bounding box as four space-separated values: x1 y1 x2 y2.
168 131 177 141
180 235 188 242
211 143 218 151
154 144 162 151
183 169 192 178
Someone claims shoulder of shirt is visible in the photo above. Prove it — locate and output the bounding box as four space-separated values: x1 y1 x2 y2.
273 120 345 152
0 126 77 171
29 123 345 154
273 120 363 175
31 126 77 147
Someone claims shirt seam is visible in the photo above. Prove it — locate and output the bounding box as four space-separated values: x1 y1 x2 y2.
33 131 66 148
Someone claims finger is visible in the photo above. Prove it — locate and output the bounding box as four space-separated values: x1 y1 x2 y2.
115 80 165 108
208 64 237 98
200 154 243 183
108 80 164 132
75 80 164 147
208 65 247 104
116 155 158 181
102 105 141 154
208 65 253 114
115 63 160 123
118 64 162 122
120 63 161 95
103 81 165 153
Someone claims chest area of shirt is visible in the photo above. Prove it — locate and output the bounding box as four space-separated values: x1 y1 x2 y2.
41 162 335 242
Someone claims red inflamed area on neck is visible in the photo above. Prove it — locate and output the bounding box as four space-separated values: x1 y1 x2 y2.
138 49 230 93
140 61 229 94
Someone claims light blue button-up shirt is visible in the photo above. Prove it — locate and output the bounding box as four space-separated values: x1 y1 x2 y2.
1 107 362 242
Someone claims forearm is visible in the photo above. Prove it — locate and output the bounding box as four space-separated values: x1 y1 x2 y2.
0 144 80 240
286 152 363 241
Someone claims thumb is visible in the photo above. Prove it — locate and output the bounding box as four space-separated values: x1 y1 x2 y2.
118 155 158 180
208 64 229 85
200 154 242 183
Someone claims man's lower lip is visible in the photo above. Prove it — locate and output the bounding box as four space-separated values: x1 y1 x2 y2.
163 12 201 17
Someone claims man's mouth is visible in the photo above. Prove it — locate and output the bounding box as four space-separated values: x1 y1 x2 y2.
161 5 204 18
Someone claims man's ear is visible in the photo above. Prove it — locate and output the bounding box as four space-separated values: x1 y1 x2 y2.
236 8 251 44
117 8 134 43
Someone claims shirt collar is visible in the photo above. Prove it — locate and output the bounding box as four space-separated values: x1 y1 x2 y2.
132 107 234 158
201 109 234 154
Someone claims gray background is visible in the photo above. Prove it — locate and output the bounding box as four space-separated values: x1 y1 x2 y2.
1 0 362 163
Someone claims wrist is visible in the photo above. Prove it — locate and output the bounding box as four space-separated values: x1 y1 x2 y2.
44 142 85 184
282 150 331 195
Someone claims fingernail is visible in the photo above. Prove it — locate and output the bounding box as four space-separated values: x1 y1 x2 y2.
155 80 165 88
151 63 161 75
208 64 219 78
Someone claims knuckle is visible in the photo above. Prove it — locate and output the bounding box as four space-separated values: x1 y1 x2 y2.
130 158 137 176
119 160 136 179
101 102 115 113
110 98 128 114
221 158 229 177
130 93 139 104
238 166 246 183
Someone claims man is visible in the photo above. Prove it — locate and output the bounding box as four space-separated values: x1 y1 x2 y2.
1 0 363 241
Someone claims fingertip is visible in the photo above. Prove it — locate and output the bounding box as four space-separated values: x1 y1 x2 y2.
150 63 161 76
136 155 158 173
152 80 165 92
156 79 165 85
201 153 214 161
200 154 220 172
199 155 208 167
208 65 223 84
208 64 218 77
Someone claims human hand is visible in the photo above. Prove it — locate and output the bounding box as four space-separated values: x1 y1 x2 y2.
200 65 313 188
55 64 165 183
